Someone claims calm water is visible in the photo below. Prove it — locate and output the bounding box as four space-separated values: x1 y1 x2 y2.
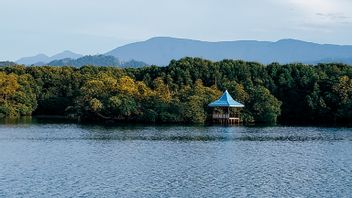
0 121 351 197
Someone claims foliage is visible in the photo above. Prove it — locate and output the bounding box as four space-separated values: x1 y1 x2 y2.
0 58 351 124
0 72 37 118
248 86 282 123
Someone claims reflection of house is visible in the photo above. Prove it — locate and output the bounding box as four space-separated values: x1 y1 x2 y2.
208 90 244 125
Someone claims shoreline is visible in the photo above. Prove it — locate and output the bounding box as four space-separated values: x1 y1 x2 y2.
0 116 351 128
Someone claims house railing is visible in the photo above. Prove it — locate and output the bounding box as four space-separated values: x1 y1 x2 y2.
212 113 239 119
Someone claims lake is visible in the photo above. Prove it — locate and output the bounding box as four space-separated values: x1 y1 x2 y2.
0 121 351 197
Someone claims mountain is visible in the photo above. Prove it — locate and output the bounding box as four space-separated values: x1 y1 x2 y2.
48 55 119 67
16 50 82 65
47 55 148 68
120 59 149 68
106 37 352 65
50 50 82 61
312 57 352 65
16 54 50 65
0 61 17 67
15 37 352 66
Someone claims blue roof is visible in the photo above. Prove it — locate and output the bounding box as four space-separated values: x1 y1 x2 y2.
208 90 244 108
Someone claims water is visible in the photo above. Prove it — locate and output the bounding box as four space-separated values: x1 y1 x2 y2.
0 122 351 197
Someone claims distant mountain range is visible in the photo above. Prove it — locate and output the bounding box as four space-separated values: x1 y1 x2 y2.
0 61 17 67
107 37 352 65
47 55 148 68
12 37 352 66
16 50 82 65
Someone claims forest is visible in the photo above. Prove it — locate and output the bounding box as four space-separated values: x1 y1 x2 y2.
0 57 351 124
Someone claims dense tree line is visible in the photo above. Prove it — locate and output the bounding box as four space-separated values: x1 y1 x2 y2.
0 58 351 124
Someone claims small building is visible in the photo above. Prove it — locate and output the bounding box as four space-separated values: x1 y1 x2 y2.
208 90 244 125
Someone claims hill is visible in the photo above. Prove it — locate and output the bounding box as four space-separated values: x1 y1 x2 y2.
106 37 352 65
47 55 148 68
16 50 82 65
15 37 352 66
0 61 17 67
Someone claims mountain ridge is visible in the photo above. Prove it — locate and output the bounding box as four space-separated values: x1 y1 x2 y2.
106 37 352 65
14 37 352 66
16 50 82 65
47 55 148 68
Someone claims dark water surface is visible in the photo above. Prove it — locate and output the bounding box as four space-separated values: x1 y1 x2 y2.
0 122 351 197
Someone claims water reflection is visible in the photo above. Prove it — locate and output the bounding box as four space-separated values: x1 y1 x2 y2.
79 125 352 142
0 116 33 125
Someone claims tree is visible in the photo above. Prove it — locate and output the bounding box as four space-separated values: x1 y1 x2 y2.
249 86 282 123
332 76 352 121
183 95 207 123
0 72 37 118
0 58 351 125
0 72 19 101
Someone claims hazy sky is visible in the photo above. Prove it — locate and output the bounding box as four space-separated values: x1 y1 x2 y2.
1 0 352 60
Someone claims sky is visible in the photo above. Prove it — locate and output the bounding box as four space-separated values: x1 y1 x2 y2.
1 0 352 60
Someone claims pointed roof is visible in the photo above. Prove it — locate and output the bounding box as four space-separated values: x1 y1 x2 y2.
208 90 244 108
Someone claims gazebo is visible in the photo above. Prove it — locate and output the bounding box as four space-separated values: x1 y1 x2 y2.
208 90 244 124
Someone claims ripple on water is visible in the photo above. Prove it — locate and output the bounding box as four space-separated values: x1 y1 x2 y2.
0 124 351 197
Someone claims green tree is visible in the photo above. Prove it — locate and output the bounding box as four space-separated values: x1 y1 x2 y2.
249 86 282 123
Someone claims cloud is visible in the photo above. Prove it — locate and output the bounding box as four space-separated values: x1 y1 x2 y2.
316 13 351 21
287 0 339 13
278 0 352 27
